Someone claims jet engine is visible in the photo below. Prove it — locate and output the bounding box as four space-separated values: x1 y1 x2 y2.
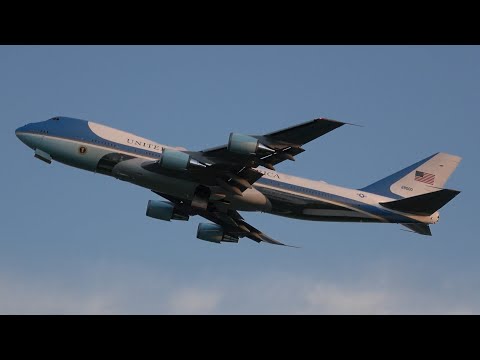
146 200 189 221
158 148 207 171
196 223 239 243
227 133 274 156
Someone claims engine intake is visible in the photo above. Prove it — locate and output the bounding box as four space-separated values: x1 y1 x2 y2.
227 133 274 156
196 223 239 243
146 200 189 221
158 148 207 171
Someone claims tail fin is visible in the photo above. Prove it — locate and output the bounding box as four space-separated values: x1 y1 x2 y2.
360 152 462 199
380 188 461 216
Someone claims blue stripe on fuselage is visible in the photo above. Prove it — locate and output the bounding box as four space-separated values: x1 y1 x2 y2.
256 177 417 223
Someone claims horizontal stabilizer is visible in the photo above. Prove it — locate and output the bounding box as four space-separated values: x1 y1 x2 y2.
402 223 432 236
380 189 460 216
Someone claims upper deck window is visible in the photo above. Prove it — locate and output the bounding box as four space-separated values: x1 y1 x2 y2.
51 117 60 121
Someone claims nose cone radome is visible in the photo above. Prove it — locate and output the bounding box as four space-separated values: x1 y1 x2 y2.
15 123 44 149
15 125 24 136
15 125 29 144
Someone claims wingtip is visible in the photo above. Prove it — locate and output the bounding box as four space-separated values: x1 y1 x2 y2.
315 118 364 127
254 233 300 248
260 241 300 249
285 244 301 249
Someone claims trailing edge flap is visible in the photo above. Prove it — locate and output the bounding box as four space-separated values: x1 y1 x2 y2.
402 223 432 236
380 189 460 216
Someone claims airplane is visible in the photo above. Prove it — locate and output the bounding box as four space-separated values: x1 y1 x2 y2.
15 116 461 246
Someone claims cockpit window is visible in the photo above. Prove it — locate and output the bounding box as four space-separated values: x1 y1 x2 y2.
51 117 60 121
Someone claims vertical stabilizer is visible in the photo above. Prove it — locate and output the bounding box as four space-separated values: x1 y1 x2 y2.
361 153 461 199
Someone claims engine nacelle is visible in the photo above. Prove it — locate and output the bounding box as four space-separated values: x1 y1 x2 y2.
227 133 274 156
158 148 207 171
146 200 189 221
196 223 239 243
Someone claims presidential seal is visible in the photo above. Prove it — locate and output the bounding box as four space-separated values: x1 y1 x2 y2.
79 146 87 155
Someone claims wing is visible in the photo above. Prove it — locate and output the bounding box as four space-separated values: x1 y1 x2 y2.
154 191 298 247
145 118 349 246
200 117 346 166
184 118 348 193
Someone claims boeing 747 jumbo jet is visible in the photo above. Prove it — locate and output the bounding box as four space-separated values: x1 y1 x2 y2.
15 117 461 246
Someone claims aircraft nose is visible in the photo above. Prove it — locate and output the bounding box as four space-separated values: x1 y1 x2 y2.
15 125 24 137
15 125 28 142
15 123 42 149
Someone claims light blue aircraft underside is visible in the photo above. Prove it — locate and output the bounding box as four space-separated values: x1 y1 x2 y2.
15 117 461 246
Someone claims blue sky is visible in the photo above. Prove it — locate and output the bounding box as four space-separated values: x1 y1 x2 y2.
1 45 478 314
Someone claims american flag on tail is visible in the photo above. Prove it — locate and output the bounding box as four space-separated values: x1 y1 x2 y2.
415 171 435 185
